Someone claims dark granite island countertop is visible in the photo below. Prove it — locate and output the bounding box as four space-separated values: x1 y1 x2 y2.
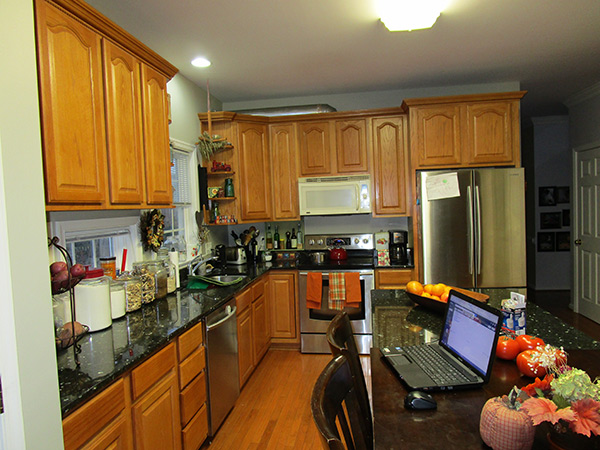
372 288 600 350
57 263 272 417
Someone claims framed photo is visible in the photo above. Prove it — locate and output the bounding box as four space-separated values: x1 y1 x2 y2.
539 186 556 206
556 232 571 251
556 186 570 204
562 209 570 227
537 232 555 252
540 212 562 229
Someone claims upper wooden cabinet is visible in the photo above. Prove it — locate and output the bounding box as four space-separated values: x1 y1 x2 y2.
402 91 526 169
269 123 299 220
371 116 409 216
335 119 368 173
298 121 332 176
34 0 178 211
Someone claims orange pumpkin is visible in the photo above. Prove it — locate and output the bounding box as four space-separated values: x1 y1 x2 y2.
480 396 534 450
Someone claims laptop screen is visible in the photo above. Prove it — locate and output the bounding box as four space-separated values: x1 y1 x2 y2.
440 292 501 376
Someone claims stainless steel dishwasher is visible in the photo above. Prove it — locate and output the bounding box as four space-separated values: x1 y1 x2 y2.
205 298 240 438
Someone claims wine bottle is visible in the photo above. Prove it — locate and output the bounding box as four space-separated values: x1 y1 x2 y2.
291 228 297 249
285 231 291 249
297 222 303 250
273 225 280 250
266 224 273 250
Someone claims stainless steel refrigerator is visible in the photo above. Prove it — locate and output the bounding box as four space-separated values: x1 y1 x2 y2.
418 168 526 288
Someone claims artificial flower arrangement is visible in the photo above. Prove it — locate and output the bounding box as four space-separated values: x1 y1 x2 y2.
481 344 600 450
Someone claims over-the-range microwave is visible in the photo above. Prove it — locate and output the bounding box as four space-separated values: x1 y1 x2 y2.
298 175 372 216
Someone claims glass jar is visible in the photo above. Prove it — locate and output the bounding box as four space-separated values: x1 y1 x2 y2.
100 256 116 279
109 279 126 319
158 249 176 294
74 273 111 332
224 178 234 197
117 273 142 312
133 260 167 301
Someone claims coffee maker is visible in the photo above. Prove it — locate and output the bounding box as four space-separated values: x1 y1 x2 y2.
389 230 408 265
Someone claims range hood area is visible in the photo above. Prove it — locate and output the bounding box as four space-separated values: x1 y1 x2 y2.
233 104 336 117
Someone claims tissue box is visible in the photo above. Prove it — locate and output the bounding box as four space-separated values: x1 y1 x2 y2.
501 294 527 335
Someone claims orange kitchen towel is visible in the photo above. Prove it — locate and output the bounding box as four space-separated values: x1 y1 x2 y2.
306 272 323 309
328 272 345 311
345 272 361 308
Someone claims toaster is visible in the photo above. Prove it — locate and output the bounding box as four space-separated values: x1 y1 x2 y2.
225 247 247 265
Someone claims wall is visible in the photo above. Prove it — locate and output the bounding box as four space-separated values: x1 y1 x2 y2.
0 0 64 448
565 82 600 148
223 81 521 112
530 117 571 290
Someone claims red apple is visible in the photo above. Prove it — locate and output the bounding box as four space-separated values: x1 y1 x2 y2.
50 261 67 275
70 263 85 277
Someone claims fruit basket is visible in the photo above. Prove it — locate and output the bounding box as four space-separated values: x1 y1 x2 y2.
406 287 489 314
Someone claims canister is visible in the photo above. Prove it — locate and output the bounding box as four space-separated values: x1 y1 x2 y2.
74 271 112 332
133 261 167 301
109 279 126 319
100 256 117 279
117 273 142 312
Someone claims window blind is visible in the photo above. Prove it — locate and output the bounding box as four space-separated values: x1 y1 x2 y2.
171 148 191 204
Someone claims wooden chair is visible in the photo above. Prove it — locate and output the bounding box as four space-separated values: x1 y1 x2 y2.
311 354 372 450
326 312 373 448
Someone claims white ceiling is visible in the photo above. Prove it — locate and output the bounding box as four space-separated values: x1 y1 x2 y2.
85 0 600 120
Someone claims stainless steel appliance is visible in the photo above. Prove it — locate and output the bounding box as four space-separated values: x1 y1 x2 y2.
205 298 240 437
299 233 375 354
225 247 247 265
389 230 408 265
418 168 526 288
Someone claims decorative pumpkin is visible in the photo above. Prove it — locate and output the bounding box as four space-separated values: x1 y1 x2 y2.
480 393 535 450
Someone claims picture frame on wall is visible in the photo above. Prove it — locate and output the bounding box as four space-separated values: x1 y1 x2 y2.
556 186 570 204
562 209 570 227
539 186 556 206
537 232 555 252
540 212 562 229
556 232 571 251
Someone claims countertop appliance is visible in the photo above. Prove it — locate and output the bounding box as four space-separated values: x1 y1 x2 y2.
205 298 240 437
389 230 408 265
298 175 371 216
225 247 247 265
299 233 375 354
418 168 526 288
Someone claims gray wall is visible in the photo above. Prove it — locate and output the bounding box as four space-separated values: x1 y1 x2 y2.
566 82 600 148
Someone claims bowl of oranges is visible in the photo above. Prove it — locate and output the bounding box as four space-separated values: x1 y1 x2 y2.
405 281 489 313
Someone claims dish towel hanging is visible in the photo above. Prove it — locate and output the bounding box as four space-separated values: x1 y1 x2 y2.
306 272 322 309
328 273 346 310
345 272 361 308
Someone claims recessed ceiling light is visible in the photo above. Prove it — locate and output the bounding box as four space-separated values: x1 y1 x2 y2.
376 0 451 32
191 57 211 68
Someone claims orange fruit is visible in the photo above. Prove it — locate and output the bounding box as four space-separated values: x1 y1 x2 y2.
406 280 424 296
430 295 441 301
440 292 449 303
421 292 432 298
432 283 446 297
423 284 434 295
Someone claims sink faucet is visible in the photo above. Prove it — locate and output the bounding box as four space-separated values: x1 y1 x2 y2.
187 255 219 276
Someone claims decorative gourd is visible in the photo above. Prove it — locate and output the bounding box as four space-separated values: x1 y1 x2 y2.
480 392 535 450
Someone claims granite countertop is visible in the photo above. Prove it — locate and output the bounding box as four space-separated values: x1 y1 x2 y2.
372 289 600 351
57 263 272 416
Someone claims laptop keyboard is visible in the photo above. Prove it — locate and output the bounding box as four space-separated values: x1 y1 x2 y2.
403 345 474 385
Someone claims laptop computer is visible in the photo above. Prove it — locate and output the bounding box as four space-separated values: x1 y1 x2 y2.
381 289 503 391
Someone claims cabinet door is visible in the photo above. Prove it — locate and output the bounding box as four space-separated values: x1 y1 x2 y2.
131 371 181 450
270 123 299 220
141 65 172 206
80 412 133 450
238 122 272 221
252 293 270 365
103 41 145 205
36 2 107 206
236 306 253 387
335 119 368 173
372 116 409 216
298 121 332 176
375 269 414 289
465 101 518 166
269 272 296 340
411 104 463 168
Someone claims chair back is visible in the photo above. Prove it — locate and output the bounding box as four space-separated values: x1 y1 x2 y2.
326 312 373 448
311 354 372 450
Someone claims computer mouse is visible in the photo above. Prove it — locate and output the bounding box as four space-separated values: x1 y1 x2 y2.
404 390 437 410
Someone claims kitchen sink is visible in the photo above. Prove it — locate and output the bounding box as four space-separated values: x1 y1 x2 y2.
189 274 247 287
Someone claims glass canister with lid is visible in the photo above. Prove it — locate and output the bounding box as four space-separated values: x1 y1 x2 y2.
109 279 126 319
117 273 143 312
133 260 167 301
74 268 112 332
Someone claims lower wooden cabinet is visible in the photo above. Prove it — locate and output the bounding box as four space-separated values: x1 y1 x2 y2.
80 412 133 450
375 268 414 289
252 279 270 365
236 304 254 387
268 272 297 344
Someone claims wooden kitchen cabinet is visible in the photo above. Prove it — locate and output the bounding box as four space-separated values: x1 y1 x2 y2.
371 116 409 216
236 302 254 387
269 123 299 220
268 272 297 344
402 91 526 169
335 119 368 173
375 268 414 289
34 0 177 210
298 121 333 176
238 122 273 221
252 278 270 365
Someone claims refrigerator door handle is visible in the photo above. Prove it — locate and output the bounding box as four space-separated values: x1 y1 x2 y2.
475 185 482 275
467 185 474 275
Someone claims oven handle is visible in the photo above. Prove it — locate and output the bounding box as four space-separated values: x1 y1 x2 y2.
299 271 374 278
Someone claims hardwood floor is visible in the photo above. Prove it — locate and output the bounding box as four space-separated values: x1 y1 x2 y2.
201 290 600 450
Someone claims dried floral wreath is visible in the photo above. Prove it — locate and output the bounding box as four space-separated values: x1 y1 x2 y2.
140 209 165 253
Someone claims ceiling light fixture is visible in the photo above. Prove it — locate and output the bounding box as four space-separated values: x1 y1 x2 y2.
191 57 211 68
376 0 450 32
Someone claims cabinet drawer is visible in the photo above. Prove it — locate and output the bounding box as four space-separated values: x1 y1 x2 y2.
178 322 204 362
182 404 208 450
252 278 265 300
180 371 207 426
376 269 413 289
236 287 253 312
179 346 205 389
63 378 126 450
131 343 176 400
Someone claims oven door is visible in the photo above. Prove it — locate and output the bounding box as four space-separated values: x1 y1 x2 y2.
299 270 373 335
